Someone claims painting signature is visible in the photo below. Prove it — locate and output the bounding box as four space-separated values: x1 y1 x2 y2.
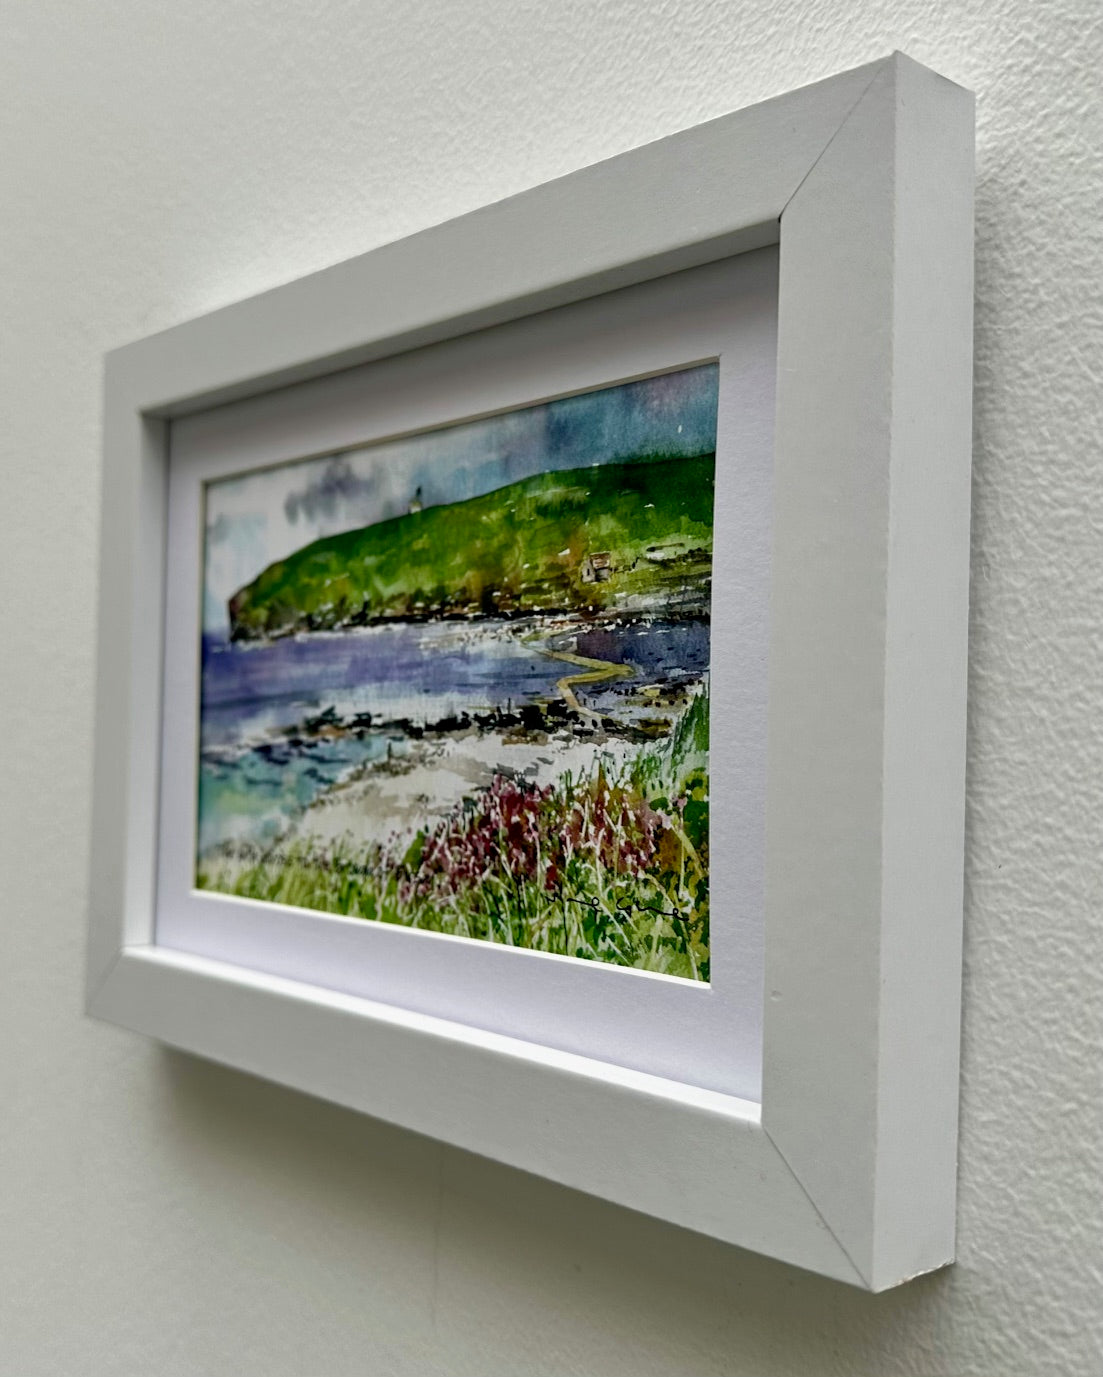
563 893 690 925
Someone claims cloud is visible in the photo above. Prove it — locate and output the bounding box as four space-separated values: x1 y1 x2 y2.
206 512 240 545
284 456 380 524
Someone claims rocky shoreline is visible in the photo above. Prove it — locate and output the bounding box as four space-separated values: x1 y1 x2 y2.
286 688 677 751
199 613 706 868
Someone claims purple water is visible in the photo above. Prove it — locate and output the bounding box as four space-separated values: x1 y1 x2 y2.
198 616 709 854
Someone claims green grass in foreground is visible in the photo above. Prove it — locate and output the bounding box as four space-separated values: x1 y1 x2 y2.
198 686 711 980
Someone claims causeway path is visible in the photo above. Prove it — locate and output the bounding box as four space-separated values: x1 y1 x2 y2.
541 649 634 720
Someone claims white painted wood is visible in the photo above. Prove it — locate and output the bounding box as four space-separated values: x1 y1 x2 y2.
86 53 974 1288
873 59 973 1290
100 60 881 418
93 945 864 1287
763 54 974 1289
86 379 166 999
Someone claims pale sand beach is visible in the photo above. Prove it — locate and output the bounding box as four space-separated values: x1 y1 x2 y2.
287 727 638 852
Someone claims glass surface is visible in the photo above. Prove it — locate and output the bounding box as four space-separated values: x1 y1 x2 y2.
196 364 718 980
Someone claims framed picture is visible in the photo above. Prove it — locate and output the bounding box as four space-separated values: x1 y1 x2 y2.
159 253 775 1098
87 52 974 1290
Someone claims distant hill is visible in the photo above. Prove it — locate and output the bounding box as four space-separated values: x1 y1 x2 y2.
228 453 714 640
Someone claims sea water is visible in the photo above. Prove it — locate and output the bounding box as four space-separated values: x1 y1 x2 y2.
197 616 709 854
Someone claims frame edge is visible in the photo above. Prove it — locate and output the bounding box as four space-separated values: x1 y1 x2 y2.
100 61 884 418
763 53 974 1289
89 945 866 1286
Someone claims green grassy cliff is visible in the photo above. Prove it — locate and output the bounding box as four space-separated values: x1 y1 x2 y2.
228 453 714 639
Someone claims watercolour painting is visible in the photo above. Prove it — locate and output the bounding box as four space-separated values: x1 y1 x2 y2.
196 364 717 980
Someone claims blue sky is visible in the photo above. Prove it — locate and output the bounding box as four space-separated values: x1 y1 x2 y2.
203 362 719 631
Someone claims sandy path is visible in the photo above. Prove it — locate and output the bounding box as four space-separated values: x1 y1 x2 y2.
288 728 636 851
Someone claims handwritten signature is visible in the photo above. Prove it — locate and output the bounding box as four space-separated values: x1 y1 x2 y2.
564 894 689 924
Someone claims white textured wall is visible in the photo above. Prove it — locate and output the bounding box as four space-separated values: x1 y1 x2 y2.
2 2 1101 1373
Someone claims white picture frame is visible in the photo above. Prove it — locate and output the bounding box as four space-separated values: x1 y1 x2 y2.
159 252 778 1102
86 52 974 1290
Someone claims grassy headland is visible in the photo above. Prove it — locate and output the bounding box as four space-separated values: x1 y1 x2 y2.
228 453 714 640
